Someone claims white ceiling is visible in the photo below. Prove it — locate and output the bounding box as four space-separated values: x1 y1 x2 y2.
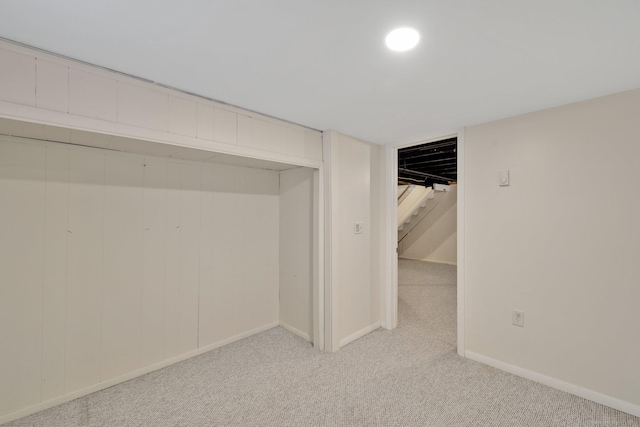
1 1 640 144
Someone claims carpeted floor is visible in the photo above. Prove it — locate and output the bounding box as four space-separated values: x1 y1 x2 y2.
6 259 640 426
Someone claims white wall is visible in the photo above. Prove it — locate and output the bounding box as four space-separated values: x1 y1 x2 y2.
324 131 382 350
464 88 640 410
400 185 457 264
0 135 280 421
279 167 314 341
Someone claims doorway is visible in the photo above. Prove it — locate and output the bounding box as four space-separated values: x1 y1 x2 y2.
0 118 329 422
384 131 465 356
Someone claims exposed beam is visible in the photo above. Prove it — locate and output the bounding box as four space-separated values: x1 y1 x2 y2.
398 168 451 183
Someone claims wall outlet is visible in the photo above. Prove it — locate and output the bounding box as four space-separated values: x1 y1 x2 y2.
354 222 364 234
512 310 524 327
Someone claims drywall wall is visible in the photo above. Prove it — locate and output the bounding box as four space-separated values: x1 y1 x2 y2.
464 88 640 410
399 185 457 264
324 131 382 350
279 167 314 341
0 135 280 420
0 40 322 168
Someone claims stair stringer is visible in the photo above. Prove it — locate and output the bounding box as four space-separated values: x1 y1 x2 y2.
398 185 450 241
397 186 433 228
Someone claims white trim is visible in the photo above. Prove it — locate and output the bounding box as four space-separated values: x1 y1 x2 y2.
0 101 323 170
313 167 325 351
322 131 336 352
0 322 280 426
0 133 299 171
465 351 640 418
279 321 311 342
456 129 465 357
338 322 382 348
398 256 457 266
383 145 398 329
318 166 326 352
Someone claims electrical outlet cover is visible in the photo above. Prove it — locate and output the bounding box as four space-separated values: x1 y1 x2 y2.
512 309 524 327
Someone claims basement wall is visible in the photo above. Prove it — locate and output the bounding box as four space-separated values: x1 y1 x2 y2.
324 130 383 350
0 135 280 421
464 88 640 411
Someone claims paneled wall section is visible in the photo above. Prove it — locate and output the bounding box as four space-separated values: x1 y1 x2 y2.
0 136 280 419
0 42 322 166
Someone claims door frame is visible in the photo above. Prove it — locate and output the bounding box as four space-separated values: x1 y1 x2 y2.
312 167 326 351
383 128 465 357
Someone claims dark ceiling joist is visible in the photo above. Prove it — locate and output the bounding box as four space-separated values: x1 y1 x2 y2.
398 168 450 183
398 137 458 185
402 159 457 168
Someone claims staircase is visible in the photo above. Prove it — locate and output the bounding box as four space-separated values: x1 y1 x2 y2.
398 184 450 242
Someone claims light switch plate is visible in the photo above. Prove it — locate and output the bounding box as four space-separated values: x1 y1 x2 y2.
499 170 510 186
354 222 364 234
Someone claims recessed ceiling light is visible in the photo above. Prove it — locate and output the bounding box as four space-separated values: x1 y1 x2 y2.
385 27 420 52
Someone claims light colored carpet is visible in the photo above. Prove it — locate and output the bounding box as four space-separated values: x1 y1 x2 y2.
398 258 457 287
6 259 639 426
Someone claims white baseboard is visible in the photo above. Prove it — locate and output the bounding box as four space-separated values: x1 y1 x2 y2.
465 351 640 418
338 321 381 348
0 321 280 426
398 256 457 266
279 321 311 342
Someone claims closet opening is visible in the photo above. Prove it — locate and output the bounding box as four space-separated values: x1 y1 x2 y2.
0 117 324 418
